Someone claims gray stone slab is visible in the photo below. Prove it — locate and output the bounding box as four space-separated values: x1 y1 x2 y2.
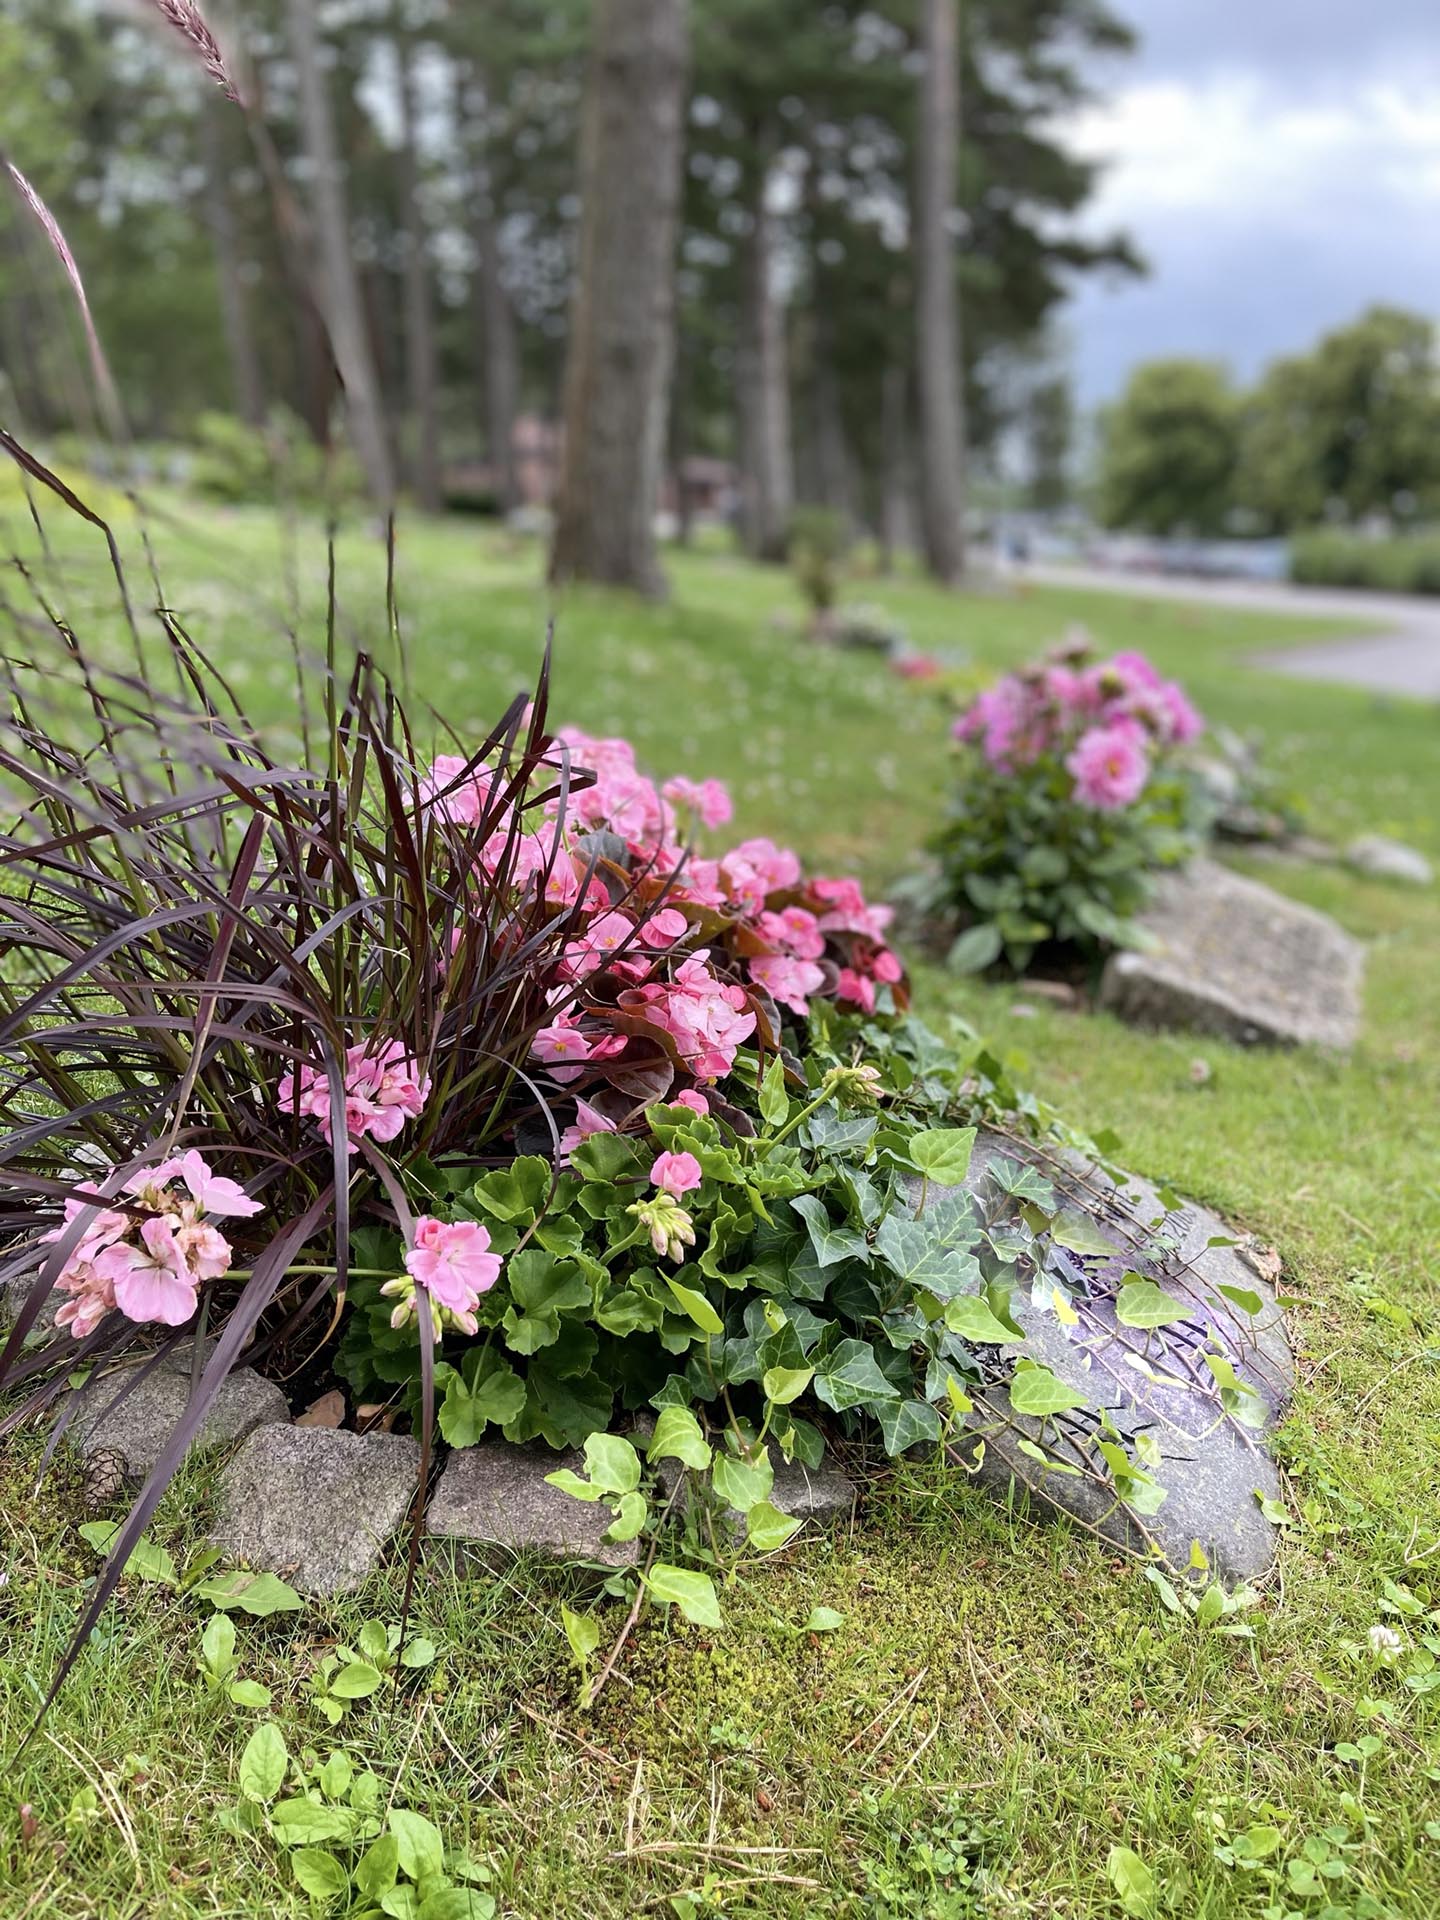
1098 857 1363 1049
213 1425 421 1597
71 1344 289 1489
1346 835 1433 886
935 1131 1293 1583
766 1459 856 1527
427 1440 639 1571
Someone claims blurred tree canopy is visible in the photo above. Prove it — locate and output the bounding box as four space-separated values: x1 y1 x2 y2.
0 0 1137 561
1096 360 1243 538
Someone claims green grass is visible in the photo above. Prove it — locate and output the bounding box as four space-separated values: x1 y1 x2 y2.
2 497 1438 1918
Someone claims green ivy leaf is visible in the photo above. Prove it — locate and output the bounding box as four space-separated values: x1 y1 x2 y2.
545 1468 601 1503
812 1338 902 1413
663 1275 723 1335
761 1364 813 1406
1048 1212 1117 1258
874 1193 983 1301
712 1448 774 1514
789 1194 870 1270
1115 1278 1190 1329
646 1563 722 1629
758 1055 790 1128
1218 1283 1264 1316
908 1126 978 1185
746 1500 802 1552
582 1432 641 1496
561 1605 601 1665
876 1396 944 1454
1007 1362 1089 1419
237 1721 288 1803
604 1490 649 1543
944 1296 1024 1344
646 1405 712 1470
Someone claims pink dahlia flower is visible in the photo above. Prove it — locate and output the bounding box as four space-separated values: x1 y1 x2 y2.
1066 721 1151 810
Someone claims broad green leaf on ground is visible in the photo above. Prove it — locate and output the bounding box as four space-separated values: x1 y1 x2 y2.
1048 1212 1118 1258
1115 1277 1191 1329
194 1569 304 1616
944 1295 1024 1343
390 1808 446 1882
746 1499 802 1552
238 1721 287 1803
646 1404 712 1469
582 1431 640 1495
1107 1844 1158 1916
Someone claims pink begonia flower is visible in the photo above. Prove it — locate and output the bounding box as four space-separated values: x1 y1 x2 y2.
532 1017 594 1084
671 1088 709 1115
1066 720 1151 810
636 906 690 946
651 1150 703 1197
98 1216 198 1327
558 908 636 981
749 952 826 1018
419 754 496 825
627 949 757 1080
559 1098 618 1164
662 775 734 830
720 838 802 911
755 906 824 960
404 1216 502 1334
835 967 875 1014
279 1041 430 1152
812 876 894 942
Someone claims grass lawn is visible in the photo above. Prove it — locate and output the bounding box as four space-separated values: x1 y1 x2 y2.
2 494 1438 1919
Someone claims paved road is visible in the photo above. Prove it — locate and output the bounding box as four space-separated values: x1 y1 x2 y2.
1020 564 1440 699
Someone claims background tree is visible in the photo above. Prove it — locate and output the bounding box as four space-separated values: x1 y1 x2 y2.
1096 359 1242 537
914 0 967 582
1239 306 1440 531
548 0 689 593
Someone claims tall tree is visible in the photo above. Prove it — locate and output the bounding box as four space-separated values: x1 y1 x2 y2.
199 92 265 426
549 0 688 593
734 133 793 560
914 0 966 582
287 0 394 508
395 27 441 511
455 60 520 511
1096 359 1241 536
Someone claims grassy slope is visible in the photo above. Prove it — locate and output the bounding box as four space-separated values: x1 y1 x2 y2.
2 500 1438 1919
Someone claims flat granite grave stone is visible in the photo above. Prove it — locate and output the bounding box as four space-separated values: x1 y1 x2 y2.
70 1343 289 1495
1098 856 1363 1049
213 1425 421 1597
935 1130 1294 1581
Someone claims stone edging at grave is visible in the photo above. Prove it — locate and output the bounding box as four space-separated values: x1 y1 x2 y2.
47 1130 1294 1597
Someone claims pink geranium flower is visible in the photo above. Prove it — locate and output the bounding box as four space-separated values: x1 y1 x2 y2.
1066 720 1151 810
97 1217 198 1327
403 1216 503 1336
650 1150 703 1197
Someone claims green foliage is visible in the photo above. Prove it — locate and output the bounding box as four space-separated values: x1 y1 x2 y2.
1289 528 1440 597
788 506 849 615
1096 359 1243 536
190 408 364 509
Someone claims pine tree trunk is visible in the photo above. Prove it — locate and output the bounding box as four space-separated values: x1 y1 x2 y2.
879 359 912 572
397 34 442 512
287 0 395 509
459 65 520 514
811 294 852 523
914 0 966 582
548 0 689 594
200 96 265 427
735 135 793 561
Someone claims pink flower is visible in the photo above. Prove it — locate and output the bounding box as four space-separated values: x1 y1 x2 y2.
53 1258 116 1339
812 876 894 942
419 754 496 826
559 1099 618 1164
720 838 802 911
650 1150 703 1197
755 906 824 960
404 1216 502 1334
835 967 875 1014
662 776 734 830
1066 721 1151 811
671 1089 709 1116
558 909 637 981
532 1017 594 1084
749 952 826 1018
279 1041 430 1151
635 906 689 946
626 950 757 1081
173 1215 235 1283
171 1150 261 1218
1158 680 1204 744
98 1217 198 1327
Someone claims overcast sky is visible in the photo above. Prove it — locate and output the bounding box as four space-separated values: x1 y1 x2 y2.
1063 0 1440 406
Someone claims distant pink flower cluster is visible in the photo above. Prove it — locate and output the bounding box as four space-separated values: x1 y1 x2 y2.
952 645 1203 812
46 1150 261 1339
279 1041 431 1153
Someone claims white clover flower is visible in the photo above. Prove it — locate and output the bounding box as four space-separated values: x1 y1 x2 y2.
1366 1624 1404 1663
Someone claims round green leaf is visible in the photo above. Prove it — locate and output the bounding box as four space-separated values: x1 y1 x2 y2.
647 1405 712 1470
389 1808 445 1883
238 1720 288 1803
944 1296 1023 1344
